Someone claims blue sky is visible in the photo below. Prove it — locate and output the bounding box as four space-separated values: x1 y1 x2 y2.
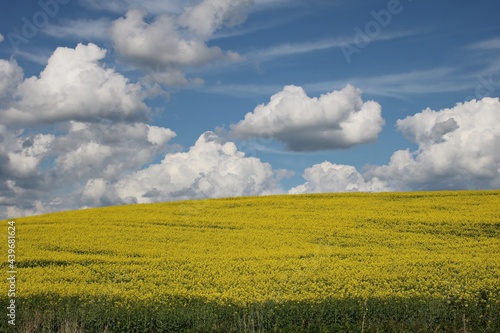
0 0 499 217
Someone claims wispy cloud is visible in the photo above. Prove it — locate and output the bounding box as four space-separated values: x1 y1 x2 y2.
43 18 112 41
211 15 300 40
467 37 500 50
195 67 477 99
194 82 282 97
304 68 476 98
80 0 184 15
252 0 304 10
80 0 304 15
12 49 52 65
246 29 421 61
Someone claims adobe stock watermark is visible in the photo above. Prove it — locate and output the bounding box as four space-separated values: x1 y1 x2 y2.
7 0 71 52
465 70 500 101
341 0 411 64
6 221 16 327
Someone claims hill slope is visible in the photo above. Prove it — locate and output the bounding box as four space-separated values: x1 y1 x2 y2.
2 191 500 332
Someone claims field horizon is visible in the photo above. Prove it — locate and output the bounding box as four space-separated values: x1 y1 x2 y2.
2 190 500 332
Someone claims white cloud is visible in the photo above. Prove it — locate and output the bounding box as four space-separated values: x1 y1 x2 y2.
251 38 347 59
43 18 112 40
289 162 389 194
3 96 500 217
366 97 500 190
0 122 176 218
0 59 23 101
8 134 55 179
52 122 176 181
82 178 109 207
193 67 477 99
468 37 500 50
0 127 285 218
303 68 475 98
178 0 252 39
110 131 282 204
109 9 225 68
0 125 56 218
290 97 500 194
5 201 47 221
245 30 420 62
0 33 4 43
230 84 384 151
0 125 54 186
109 1 248 86
211 15 297 40
1 43 150 126
9 49 52 66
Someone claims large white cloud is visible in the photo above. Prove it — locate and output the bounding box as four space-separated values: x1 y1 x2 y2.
109 3 246 86
290 97 500 193
0 125 55 218
99 131 283 205
52 122 176 181
1 43 150 126
230 85 384 151
109 9 224 68
289 162 389 194
0 122 176 218
366 97 500 190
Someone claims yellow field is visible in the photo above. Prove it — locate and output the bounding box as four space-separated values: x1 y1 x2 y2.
2 190 500 332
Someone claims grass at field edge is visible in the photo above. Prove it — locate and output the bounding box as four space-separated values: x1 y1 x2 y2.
2 294 499 332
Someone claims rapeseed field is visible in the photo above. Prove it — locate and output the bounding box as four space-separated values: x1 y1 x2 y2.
1 190 500 332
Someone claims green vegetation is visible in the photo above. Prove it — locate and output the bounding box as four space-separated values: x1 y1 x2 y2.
2 190 500 332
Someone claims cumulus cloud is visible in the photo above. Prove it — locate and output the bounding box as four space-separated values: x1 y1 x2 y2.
0 125 55 217
0 127 286 218
0 59 23 101
230 84 384 151
0 127 50 196
289 162 389 194
0 43 180 218
100 131 283 205
52 122 176 181
0 122 176 218
110 9 223 68
366 97 500 190
0 43 150 126
290 97 500 194
109 1 248 86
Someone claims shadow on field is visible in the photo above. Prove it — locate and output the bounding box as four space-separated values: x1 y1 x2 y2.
2 294 499 333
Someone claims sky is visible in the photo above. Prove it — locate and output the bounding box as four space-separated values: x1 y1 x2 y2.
0 0 499 218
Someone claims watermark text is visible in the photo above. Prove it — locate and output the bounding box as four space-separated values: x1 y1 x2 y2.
6 221 16 326
341 0 411 64
7 0 71 51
